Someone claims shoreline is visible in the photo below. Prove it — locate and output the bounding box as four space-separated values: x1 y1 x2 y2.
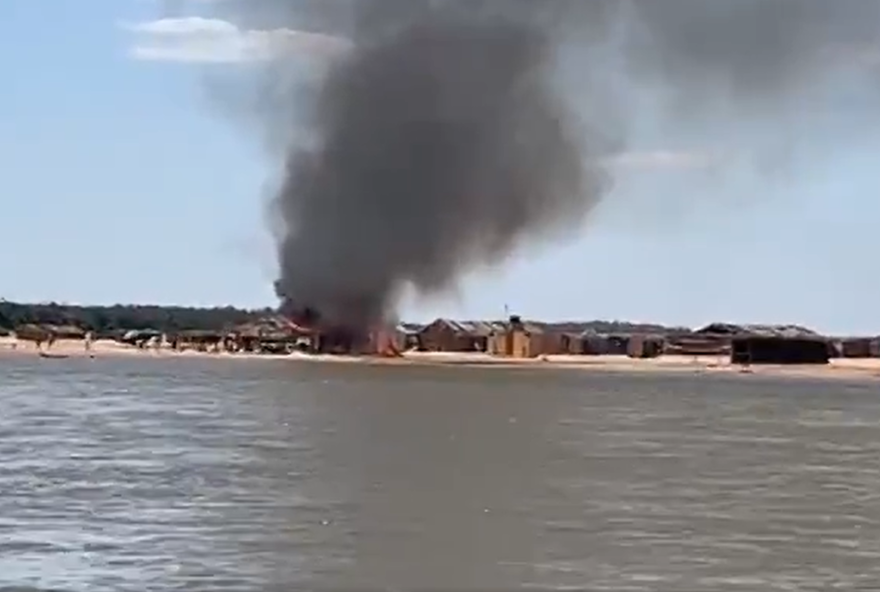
2 337 879 382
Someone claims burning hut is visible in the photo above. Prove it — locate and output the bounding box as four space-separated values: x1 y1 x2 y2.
281 306 401 356
281 306 355 354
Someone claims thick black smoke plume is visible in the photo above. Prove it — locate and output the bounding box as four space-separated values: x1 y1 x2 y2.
200 0 880 329
278 6 596 328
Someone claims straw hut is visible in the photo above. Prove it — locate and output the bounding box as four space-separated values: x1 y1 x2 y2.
227 316 312 353
665 329 731 356
392 322 424 352
176 330 225 352
14 323 85 349
120 329 163 348
45 324 85 339
13 324 56 348
578 332 630 355
627 334 666 359
458 321 505 352
537 322 594 354
698 323 831 365
696 323 820 339
418 318 496 352
227 322 263 352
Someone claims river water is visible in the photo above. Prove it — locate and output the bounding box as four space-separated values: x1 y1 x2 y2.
2 356 879 591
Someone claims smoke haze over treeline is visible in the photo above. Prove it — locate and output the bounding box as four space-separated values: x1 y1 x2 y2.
177 0 880 329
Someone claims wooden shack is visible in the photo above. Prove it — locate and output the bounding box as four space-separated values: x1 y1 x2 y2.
579 332 630 355
835 337 874 358
540 329 571 355
488 316 545 358
557 332 585 355
418 319 487 352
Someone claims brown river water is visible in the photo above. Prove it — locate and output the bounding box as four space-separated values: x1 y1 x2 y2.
1 356 879 591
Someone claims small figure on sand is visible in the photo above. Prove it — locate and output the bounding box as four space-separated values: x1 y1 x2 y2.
84 331 94 358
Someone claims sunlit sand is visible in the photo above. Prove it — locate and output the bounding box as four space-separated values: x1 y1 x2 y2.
2 336 877 381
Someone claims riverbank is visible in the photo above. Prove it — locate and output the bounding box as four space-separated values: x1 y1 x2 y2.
2 336 879 381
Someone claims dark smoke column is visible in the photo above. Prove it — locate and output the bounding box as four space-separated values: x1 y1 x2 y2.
274 2 602 330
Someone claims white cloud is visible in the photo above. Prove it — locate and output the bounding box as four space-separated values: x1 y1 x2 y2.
126 17 351 63
129 16 238 36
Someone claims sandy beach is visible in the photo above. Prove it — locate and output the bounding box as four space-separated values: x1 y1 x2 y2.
2 335 879 381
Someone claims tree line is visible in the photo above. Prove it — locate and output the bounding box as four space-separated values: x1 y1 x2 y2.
0 300 270 337
0 299 691 339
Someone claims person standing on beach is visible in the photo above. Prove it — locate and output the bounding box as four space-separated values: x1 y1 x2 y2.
84 331 94 356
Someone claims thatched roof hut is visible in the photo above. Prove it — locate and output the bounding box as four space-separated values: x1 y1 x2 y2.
696 322 830 365
695 323 819 338
419 318 505 352
15 323 85 341
579 331 630 355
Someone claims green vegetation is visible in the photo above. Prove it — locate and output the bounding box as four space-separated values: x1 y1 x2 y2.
0 299 691 340
0 300 270 337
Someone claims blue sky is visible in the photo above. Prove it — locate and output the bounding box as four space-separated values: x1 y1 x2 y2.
1 1 878 334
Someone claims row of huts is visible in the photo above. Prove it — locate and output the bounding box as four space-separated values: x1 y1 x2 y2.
9 316 879 365
83 318 880 364
405 318 880 365
120 316 314 354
